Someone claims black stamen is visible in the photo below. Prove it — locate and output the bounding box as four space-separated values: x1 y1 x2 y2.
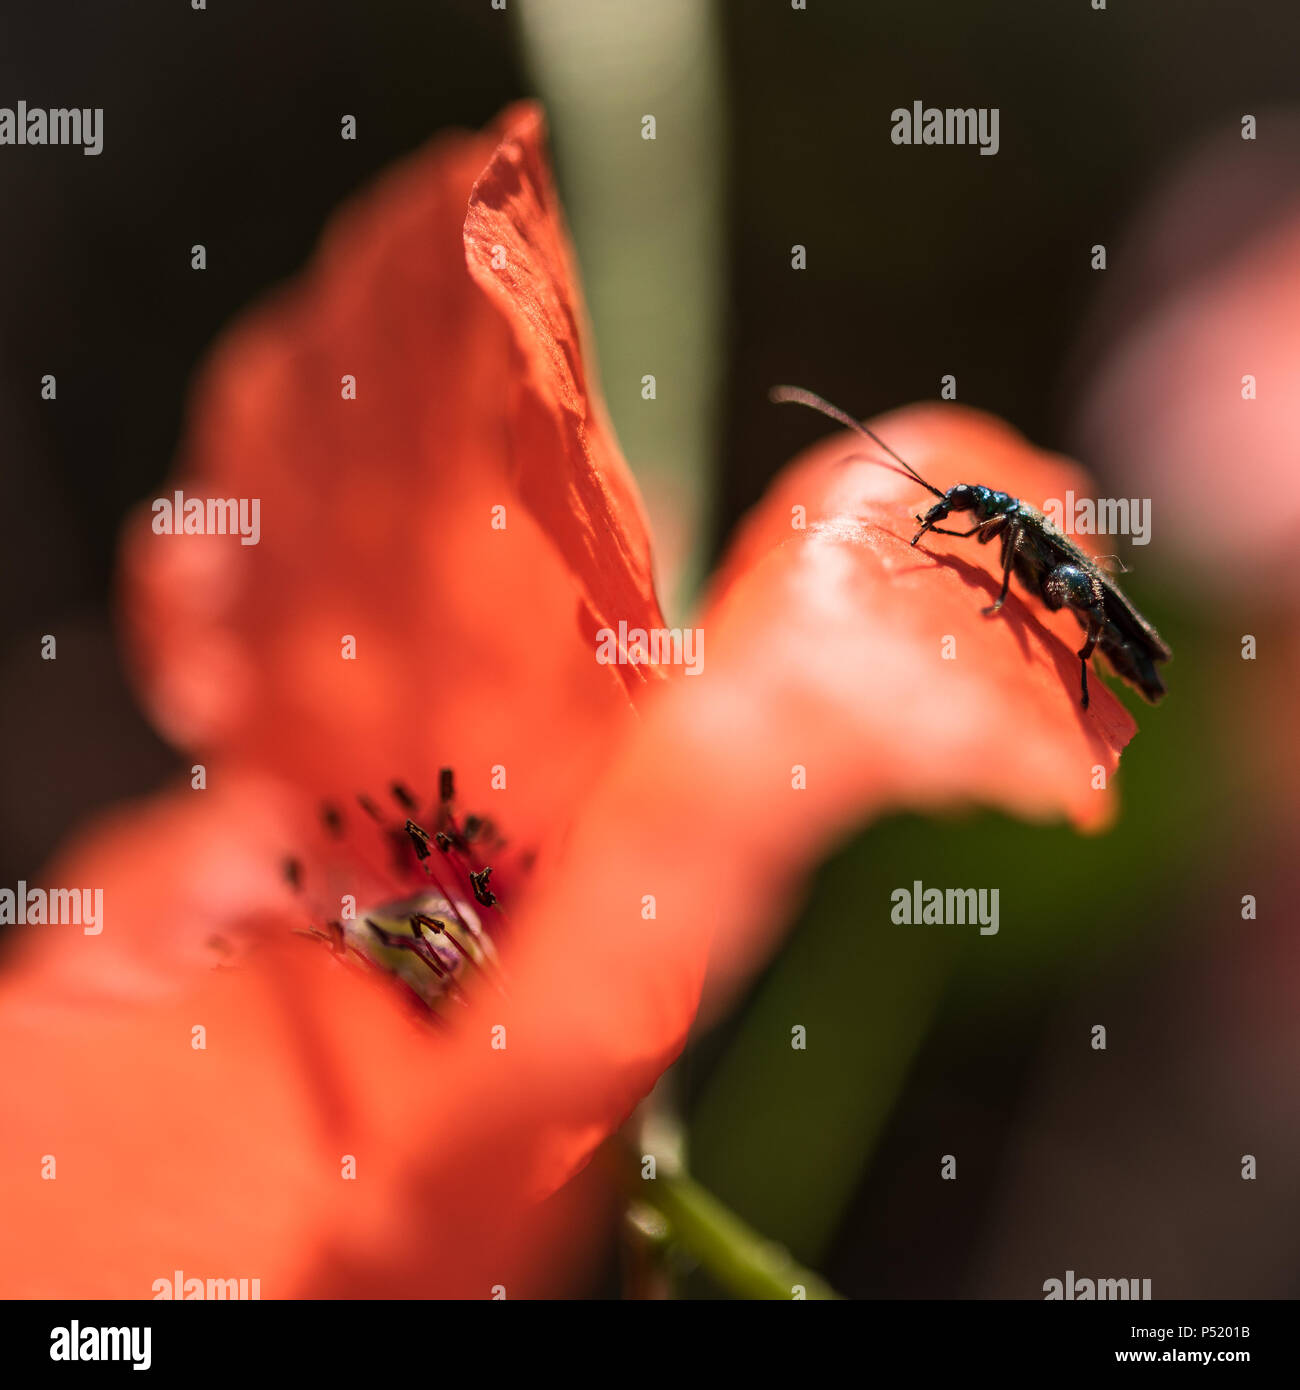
289 769 513 1015
404 819 433 861
412 913 475 971
470 866 498 908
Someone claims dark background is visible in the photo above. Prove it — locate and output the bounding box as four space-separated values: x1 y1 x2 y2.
3 0 1297 1299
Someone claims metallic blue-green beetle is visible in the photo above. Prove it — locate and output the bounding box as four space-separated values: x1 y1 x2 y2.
771 386 1172 710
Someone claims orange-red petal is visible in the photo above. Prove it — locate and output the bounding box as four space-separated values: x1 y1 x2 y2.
464 104 666 671
0 784 603 1298
120 105 660 852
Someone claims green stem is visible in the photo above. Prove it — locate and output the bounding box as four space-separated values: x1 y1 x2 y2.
641 1167 842 1301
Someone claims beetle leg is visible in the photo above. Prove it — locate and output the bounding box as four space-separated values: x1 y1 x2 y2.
981 519 1020 615
910 513 947 545
919 513 1006 543
1076 607 1105 709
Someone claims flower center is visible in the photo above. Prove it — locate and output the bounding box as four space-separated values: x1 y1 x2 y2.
288 770 509 1017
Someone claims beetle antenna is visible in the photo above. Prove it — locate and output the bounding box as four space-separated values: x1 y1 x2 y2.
769 385 946 499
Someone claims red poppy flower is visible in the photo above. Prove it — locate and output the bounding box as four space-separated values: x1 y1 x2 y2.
0 103 1138 1297
1071 141 1300 813
1073 138 1300 590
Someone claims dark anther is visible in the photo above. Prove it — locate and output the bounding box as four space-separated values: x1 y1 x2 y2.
463 814 483 841
439 768 455 803
283 857 303 891
404 819 433 861
470 866 498 908
357 794 384 822
391 782 418 812
434 831 453 852
413 913 474 969
321 803 344 838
